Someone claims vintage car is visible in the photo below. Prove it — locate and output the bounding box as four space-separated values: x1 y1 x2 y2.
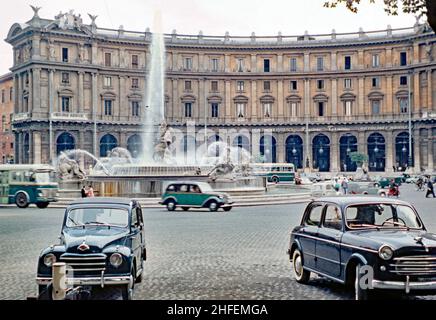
311 182 340 197
373 176 403 188
348 182 387 196
36 198 146 300
160 181 234 212
288 196 436 300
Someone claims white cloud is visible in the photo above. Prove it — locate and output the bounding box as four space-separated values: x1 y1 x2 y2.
0 0 416 74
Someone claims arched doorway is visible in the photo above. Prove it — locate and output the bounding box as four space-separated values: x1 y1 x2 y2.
367 133 386 172
313 134 330 172
260 135 277 163
286 135 303 169
233 135 250 163
127 135 142 158
100 134 118 157
339 134 358 172
208 135 222 157
395 132 414 170
56 132 75 155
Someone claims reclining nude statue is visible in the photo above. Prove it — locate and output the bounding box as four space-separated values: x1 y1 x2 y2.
57 152 86 180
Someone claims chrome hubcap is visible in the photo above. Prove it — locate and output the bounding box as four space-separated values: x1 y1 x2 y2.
210 203 217 210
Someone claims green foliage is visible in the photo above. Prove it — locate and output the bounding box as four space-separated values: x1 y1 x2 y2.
349 152 368 166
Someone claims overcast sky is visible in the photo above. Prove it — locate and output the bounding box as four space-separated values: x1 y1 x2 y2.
0 0 417 75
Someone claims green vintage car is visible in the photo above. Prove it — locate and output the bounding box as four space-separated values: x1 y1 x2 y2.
373 176 403 188
160 181 234 212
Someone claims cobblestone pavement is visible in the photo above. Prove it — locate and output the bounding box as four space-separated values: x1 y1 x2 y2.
1 184 436 300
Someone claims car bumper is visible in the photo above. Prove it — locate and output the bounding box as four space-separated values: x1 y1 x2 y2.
36 276 130 288
372 278 436 293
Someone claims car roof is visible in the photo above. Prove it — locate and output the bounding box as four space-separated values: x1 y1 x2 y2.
312 196 411 207
68 198 135 206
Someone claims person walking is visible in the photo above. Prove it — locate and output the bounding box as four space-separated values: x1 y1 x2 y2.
80 186 87 198
341 179 349 195
426 180 435 198
87 185 95 198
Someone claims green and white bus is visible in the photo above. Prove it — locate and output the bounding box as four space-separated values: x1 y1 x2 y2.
0 165 59 208
252 163 296 183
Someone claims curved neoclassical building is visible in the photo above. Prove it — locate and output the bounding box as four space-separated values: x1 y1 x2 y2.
5 9 436 173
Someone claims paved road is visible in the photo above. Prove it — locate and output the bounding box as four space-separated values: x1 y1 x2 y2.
0 184 435 300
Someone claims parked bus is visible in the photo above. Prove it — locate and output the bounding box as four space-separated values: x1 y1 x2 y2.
251 163 296 183
0 165 59 208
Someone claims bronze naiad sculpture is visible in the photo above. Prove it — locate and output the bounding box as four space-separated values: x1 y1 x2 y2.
57 152 86 180
153 121 173 162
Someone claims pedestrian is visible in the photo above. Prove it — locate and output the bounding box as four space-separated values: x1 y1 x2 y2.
341 179 349 195
87 185 95 198
81 186 87 198
334 179 340 192
426 180 435 198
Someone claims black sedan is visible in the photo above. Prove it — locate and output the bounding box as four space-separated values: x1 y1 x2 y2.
288 196 436 300
36 198 146 300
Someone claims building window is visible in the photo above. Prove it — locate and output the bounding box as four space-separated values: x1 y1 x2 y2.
290 80 298 91
372 54 380 68
237 58 244 72
132 78 139 89
400 52 407 66
211 81 218 92
264 59 270 72
212 58 219 72
236 103 245 118
237 81 245 92
211 103 219 118
184 102 192 118
184 80 192 91
131 101 140 116
104 100 112 116
131 55 139 69
264 81 271 92
62 48 69 62
263 103 271 118
344 78 352 89
290 102 298 117
371 100 381 114
372 77 380 88
318 102 325 117
317 57 324 71
184 57 192 71
104 76 112 88
399 98 408 113
317 79 325 90
344 56 351 70
100 134 118 157
61 72 70 84
105 53 112 67
1 90 4 103
290 58 297 72
9 87 13 101
400 76 408 86
25 73 29 86
61 97 70 112
344 100 352 116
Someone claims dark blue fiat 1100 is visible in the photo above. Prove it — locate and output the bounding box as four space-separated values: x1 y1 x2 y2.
288 197 436 300
36 198 146 300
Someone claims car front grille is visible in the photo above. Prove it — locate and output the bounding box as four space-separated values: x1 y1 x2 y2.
390 255 436 276
60 253 107 274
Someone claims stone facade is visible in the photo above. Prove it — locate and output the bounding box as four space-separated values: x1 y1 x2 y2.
5 9 436 173
0 73 14 163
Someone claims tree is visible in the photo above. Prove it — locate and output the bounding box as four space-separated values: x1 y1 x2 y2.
324 0 436 32
349 152 369 167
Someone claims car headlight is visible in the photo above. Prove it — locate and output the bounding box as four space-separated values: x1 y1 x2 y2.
110 253 123 268
379 245 394 260
43 253 56 267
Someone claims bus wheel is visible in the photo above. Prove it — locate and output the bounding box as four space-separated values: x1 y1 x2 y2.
15 192 29 208
36 202 49 209
272 177 280 184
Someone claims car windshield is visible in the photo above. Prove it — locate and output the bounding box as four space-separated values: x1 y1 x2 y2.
66 207 128 228
346 204 423 229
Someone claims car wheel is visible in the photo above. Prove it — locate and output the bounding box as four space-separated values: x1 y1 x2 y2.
208 201 218 212
182 207 190 211
374 183 380 188
292 249 310 284
272 176 279 184
166 200 176 212
379 192 386 197
36 202 49 209
354 263 370 300
15 192 29 208
121 267 135 300
223 206 232 212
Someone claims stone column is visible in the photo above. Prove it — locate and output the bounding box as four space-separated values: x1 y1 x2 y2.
385 48 392 68
304 79 310 117
385 131 394 173
33 132 41 164
225 80 231 119
304 53 310 72
277 54 283 73
278 80 284 118
32 35 41 60
251 54 257 73
413 72 420 115
331 78 338 116
358 131 366 154
413 129 421 172
358 77 365 116
13 75 19 113
386 76 393 115
428 70 433 111
224 54 230 72
78 71 84 113
91 43 98 65
413 42 420 64
198 79 205 120
331 131 339 173
429 130 434 171
172 79 178 121
17 73 23 113
28 71 33 114
119 76 126 120
48 69 55 162
92 73 98 156
331 52 337 71
32 68 41 116
251 81 257 121
277 133 285 163
172 52 177 71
